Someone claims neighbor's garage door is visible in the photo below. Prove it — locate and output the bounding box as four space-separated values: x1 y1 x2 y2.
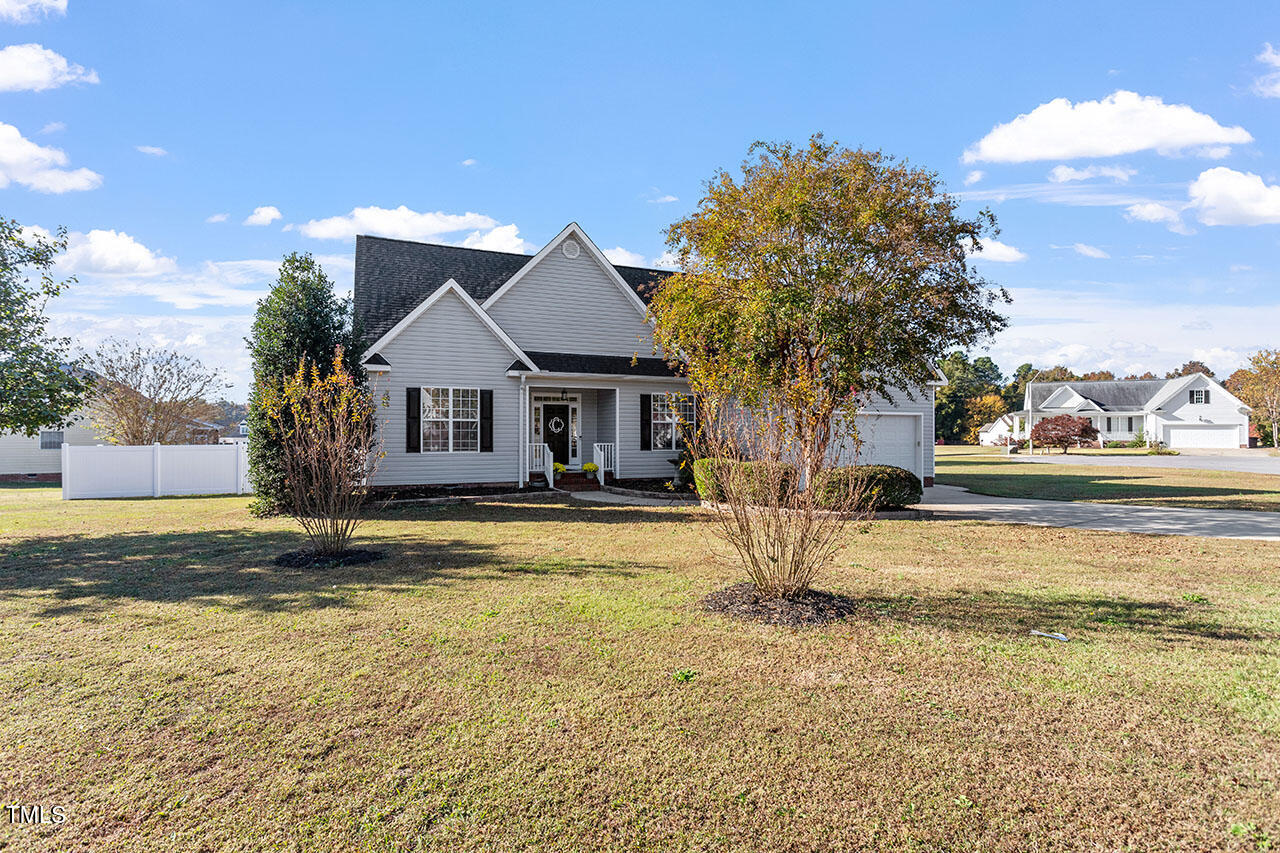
836 414 919 475
1164 425 1239 449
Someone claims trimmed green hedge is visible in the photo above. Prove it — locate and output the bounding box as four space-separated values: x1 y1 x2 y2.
813 465 922 511
693 459 921 512
691 458 797 503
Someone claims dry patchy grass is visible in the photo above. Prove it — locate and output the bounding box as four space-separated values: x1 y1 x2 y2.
937 449 1280 513
0 483 1278 851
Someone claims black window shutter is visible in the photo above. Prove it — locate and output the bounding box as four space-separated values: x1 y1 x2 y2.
406 388 421 453
639 393 652 451
1204 389 1210 404
479 389 493 452
1189 389 1196 404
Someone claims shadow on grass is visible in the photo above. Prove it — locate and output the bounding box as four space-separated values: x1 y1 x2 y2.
827 588 1266 643
373 495 701 525
0 522 643 617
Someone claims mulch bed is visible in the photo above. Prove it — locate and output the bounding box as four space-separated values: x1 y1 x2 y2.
273 548 386 569
370 484 543 501
611 478 697 496
702 582 861 628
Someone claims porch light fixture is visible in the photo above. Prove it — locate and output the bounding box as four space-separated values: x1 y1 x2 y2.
559 389 569 400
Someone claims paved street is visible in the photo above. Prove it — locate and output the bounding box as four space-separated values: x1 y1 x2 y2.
919 484 1280 542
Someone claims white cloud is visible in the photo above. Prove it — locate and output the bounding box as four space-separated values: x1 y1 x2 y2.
648 194 679 204
0 0 66 23
1229 264 1253 273
970 238 1027 263
1047 164 1136 183
1071 242 1109 259
59 229 177 276
962 91 1252 163
460 158 477 167
0 122 101 193
988 286 1270 380
1123 202 1191 234
963 170 984 186
51 311 255 398
205 213 228 223
1253 43 1280 98
38 121 64 135
460 223 533 253
602 246 646 266
243 205 282 226
653 251 679 269
135 145 167 157
1187 166 1280 226
297 204 508 245
0 44 98 92
960 182 1160 208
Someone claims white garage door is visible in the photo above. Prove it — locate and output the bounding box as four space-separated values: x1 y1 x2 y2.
1165 425 1239 449
834 414 919 474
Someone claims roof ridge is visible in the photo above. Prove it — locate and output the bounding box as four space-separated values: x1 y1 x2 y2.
356 233 533 259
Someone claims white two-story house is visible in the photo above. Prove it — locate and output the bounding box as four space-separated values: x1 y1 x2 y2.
1011 376 1251 448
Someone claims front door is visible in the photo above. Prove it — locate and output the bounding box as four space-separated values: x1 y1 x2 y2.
543 404 571 465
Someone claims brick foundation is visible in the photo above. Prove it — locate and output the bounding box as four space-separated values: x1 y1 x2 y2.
0 472 60 483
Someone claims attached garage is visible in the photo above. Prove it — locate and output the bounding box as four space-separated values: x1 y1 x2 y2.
1163 424 1240 449
832 413 921 476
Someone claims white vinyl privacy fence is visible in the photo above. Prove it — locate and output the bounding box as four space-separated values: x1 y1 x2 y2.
62 443 250 500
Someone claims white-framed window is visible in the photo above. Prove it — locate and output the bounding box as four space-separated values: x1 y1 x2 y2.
39 430 63 450
1189 389 1209 405
421 386 479 453
651 394 695 451
1127 417 1136 432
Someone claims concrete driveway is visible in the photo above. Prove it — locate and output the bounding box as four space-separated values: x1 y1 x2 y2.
919 484 1280 542
1017 449 1280 477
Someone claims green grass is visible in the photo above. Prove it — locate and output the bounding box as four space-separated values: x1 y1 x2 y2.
1 484 1278 851
936 446 1280 512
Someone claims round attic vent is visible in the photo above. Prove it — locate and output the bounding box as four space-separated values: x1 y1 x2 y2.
561 239 581 259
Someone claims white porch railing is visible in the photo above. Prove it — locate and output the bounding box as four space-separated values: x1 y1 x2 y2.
528 442 554 486
591 442 616 482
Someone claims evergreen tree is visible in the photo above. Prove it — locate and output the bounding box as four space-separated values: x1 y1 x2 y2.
246 253 363 514
935 351 1004 441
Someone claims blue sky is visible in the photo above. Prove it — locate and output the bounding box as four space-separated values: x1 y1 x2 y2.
4 0 1279 398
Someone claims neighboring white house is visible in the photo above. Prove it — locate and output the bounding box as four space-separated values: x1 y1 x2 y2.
354 223 942 488
1008 375 1251 449
0 411 99 479
977 414 1016 446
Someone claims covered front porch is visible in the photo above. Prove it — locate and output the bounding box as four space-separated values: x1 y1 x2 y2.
519 385 619 486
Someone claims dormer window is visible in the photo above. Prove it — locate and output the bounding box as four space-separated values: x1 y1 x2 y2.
1189 389 1210 405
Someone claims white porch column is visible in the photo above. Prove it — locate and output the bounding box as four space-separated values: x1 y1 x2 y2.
519 378 528 487
614 386 622 479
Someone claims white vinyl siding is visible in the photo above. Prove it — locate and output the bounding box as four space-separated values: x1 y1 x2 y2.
371 290 519 486
0 412 98 476
485 238 656 357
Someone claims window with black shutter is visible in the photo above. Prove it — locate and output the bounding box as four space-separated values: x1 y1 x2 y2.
639 393 652 450
406 388 421 452
479 390 493 452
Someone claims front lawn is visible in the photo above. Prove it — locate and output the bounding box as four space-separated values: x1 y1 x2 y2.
1 484 1278 851
937 447 1280 513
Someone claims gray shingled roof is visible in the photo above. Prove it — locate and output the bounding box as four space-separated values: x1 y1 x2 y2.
508 351 680 377
1025 379 1169 412
354 235 672 344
